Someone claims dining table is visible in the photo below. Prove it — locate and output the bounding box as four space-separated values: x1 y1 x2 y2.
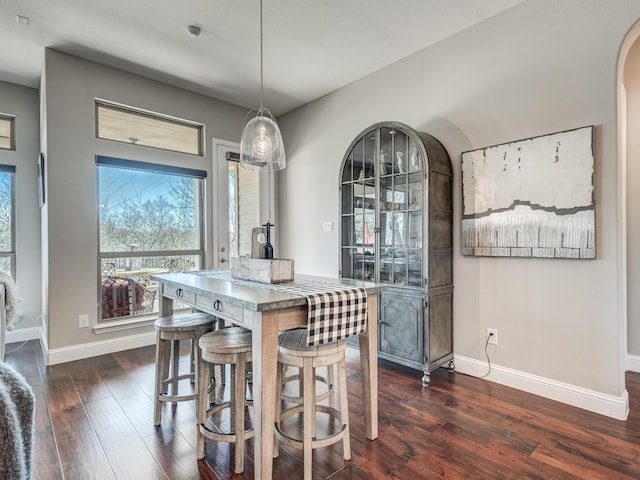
151 269 386 479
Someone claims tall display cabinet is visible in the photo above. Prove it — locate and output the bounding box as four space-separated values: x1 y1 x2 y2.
339 121 453 384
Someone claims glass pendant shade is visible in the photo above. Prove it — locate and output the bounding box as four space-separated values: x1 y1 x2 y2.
240 107 286 171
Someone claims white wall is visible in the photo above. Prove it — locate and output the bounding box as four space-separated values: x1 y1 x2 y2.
625 38 640 357
277 0 640 401
42 49 248 351
0 81 42 332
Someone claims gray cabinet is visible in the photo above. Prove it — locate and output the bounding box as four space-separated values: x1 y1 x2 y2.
339 121 453 384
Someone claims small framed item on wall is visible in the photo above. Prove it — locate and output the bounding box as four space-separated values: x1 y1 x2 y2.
37 152 45 207
461 126 595 259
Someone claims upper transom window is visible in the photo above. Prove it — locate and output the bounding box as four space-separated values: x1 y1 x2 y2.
0 114 15 151
95 100 204 156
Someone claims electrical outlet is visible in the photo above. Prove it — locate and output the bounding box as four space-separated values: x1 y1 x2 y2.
322 221 334 232
487 328 498 345
79 314 89 328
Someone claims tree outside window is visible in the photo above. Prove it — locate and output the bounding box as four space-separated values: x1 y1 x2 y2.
0 168 15 277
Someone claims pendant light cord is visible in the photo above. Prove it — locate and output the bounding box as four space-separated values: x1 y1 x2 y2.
261 0 271 224
259 0 264 110
268 171 272 223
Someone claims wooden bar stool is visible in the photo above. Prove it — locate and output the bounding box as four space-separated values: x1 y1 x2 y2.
274 329 351 480
153 312 216 425
197 327 254 474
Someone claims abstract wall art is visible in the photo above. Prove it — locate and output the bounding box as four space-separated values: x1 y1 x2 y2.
461 126 595 259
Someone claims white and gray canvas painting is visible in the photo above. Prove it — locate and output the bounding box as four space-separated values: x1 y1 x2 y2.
461 126 594 259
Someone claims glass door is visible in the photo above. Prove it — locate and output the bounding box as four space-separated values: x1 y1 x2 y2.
212 138 274 268
378 128 423 287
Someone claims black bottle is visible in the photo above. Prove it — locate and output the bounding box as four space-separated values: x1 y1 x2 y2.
262 222 274 259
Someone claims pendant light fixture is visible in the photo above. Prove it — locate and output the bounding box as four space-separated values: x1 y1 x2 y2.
240 0 286 171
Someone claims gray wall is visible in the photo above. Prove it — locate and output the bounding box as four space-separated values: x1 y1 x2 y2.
277 0 640 397
42 49 247 350
0 81 42 331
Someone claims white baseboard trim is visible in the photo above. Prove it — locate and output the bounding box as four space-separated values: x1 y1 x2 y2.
454 355 629 421
5 326 42 344
626 353 640 373
45 331 156 365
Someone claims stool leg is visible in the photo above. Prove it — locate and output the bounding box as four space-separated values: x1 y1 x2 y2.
311 366 317 439
190 338 196 383
197 353 209 459
303 358 314 480
154 332 166 426
171 339 180 396
234 354 246 474
327 364 336 410
193 335 202 399
298 366 304 399
273 361 283 459
338 357 351 461
229 364 236 435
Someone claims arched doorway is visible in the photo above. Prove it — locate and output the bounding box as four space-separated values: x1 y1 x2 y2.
620 22 640 373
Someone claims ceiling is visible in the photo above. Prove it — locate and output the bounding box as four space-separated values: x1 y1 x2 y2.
0 0 524 116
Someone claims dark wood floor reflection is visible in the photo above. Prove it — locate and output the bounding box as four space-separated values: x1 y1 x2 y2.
5 339 640 479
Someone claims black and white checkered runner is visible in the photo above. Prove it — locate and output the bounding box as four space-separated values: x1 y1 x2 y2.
201 270 367 345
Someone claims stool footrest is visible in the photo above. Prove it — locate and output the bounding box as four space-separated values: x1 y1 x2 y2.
161 373 194 387
275 416 348 451
159 392 197 403
282 372 333 404
199 422 255 442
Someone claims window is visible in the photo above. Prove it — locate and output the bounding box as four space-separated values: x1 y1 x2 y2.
97 157 205 321
0 165 15 277
95 100 204 155
0 114 15 151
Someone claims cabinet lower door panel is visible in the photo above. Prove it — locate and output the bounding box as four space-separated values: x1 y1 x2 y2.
379 290 424 365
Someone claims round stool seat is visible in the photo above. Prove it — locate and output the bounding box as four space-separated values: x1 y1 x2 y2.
199 327 253 359
278 329 347 358
153 312 216 426
155 311 216 333
197 327 254 474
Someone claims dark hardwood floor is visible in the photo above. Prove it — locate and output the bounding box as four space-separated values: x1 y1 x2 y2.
4 338 640 479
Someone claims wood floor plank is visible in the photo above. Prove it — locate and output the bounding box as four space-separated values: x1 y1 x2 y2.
103 372 158 438
112 345 158 397
31 383 64 480
84 395 167 479
43 375 116 479
142 424 203 480
530 439 639 480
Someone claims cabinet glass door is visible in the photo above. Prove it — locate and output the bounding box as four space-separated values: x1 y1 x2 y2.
341 125 424 288
341 130 376 281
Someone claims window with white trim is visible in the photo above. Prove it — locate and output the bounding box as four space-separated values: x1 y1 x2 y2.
0 115 15 151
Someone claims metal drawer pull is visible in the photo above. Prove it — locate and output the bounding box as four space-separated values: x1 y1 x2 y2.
175 288 183 298
213 300 222 312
